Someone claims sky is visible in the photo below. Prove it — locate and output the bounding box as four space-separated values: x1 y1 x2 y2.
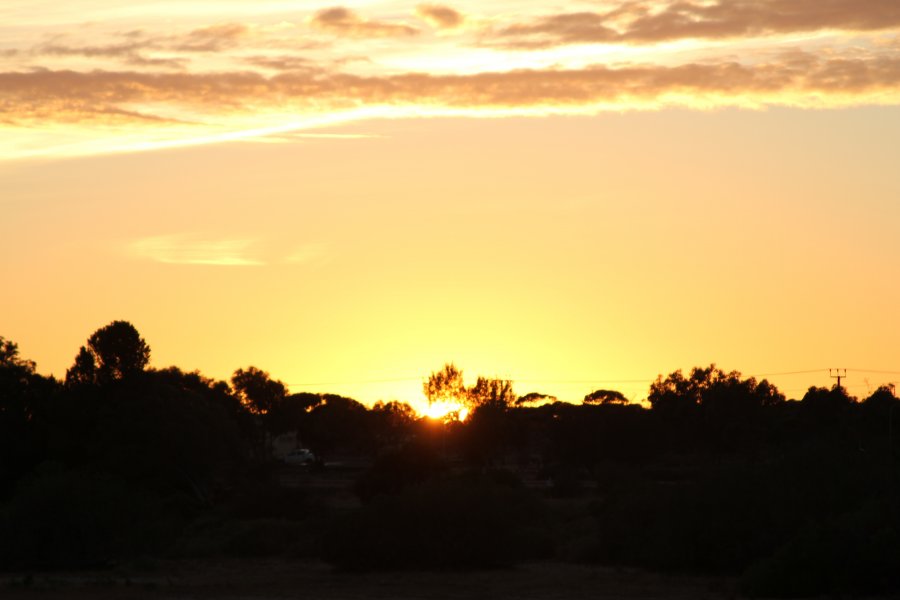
2 0 900 411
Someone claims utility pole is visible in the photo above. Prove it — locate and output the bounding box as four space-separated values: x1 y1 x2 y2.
829 368 847 390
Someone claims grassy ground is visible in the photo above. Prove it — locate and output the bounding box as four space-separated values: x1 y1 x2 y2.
3 559 739 599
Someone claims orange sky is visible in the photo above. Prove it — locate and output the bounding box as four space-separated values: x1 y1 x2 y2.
2 1 899 411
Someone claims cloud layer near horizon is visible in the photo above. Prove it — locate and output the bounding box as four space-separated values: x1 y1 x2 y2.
4 51 900 125
1 1 898 157
489 0 900 48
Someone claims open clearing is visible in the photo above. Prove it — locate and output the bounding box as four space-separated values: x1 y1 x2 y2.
3 559 739 599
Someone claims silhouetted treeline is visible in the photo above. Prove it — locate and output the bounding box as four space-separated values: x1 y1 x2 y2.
2 323 899 597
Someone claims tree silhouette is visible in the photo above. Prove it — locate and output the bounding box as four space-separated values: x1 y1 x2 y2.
648 364 783 416
516 392 556 406
468 376 516 409
0 336 55 498
370 400 417 447
231 366 287 415
424 362 466 406
583 389 628 405
0 338 35 371
65 321 150 386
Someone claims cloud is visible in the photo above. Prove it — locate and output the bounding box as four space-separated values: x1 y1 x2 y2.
36 40 187 69
129 235 263 266
243 55 318 73
416 4 464 29
310 7 420 38
26 23 251 70
490 0 900 48
283 243 328 264
3 49 900 127
172 23 250 52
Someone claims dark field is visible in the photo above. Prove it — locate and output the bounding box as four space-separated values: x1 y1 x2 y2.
3 559 738 600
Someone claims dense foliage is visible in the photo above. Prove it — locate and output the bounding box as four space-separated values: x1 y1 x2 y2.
2 326 899 597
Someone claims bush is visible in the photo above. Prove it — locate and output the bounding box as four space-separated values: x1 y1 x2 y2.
174 516 313 558
322 474 550 570
741 498 900 597
0 465 177 569
354 440 445 503
226 480 310 521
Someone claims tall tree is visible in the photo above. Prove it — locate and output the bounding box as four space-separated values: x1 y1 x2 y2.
65 320 150 386
0 337 56 497
468 376 516 409
230 366 287 415
424 363 466 406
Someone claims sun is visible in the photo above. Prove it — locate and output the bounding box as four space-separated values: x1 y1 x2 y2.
423 401 469 422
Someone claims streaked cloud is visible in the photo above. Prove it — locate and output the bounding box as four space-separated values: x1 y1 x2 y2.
284 243 328 265
2 1 900 160
3 50 900 128
490 0 900 48
129 235 263 266
256 131 382 142
310 7 420 38
35 39 188 69
416 4 464 30
171 23 250 52
243 55 318 73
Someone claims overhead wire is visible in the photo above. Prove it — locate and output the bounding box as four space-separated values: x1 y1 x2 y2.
283 367 897 391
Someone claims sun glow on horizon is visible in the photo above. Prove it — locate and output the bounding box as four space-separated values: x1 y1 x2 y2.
3 0 900 421
424 401 469 422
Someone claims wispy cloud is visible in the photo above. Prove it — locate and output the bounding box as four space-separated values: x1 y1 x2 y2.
283 243 328 265
3 2 900 160
129 235 263 266
489 0 900 48
35 39 187 69
416 4 464 30
26 23 253 70
171 23 250 52
4 50 900 128
310 7 420 38
243 54 318 73
252 131 381 143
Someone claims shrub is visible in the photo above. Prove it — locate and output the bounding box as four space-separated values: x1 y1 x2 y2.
741 498 900 597
0 465 176 569
322 474 549 570
354 440 445 503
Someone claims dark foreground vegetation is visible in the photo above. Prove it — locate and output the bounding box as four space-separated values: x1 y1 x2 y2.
2 321 900 597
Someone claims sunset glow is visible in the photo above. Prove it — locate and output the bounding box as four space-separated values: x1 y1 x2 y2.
424 401 468 422
2 1 899 414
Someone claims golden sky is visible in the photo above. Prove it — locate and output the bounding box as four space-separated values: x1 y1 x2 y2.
2 1 899 410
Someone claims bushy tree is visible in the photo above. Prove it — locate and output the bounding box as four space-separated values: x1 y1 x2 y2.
370 400 418 449
648 364 784 416
516 392 556 406
468 376 516 410
231 366 287 415
0 337 57 497
423 362 466 406
584 389 628 405
65 321 150 386
302 394 370 456
0 338 35 371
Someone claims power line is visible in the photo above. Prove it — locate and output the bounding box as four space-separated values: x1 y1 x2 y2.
287 377 420 388
848 368 900 376
747 369 827 377
830 368 848 389
282 367 897 390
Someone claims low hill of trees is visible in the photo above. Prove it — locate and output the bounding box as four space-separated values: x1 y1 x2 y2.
2 322 899 597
